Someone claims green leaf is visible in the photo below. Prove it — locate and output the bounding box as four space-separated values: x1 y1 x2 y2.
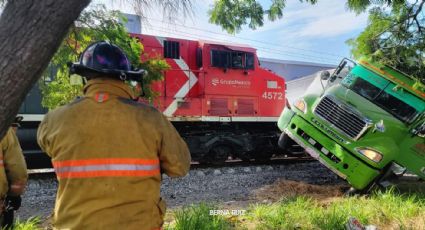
347 1 424 81
40 4 169 110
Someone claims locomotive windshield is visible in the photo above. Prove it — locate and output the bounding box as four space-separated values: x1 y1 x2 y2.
211 49 254 69
342 65 425 123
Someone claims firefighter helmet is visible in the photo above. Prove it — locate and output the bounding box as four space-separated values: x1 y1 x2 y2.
69 41 145 81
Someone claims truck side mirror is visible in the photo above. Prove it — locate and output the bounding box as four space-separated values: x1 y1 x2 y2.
330 60 348 83
320 71 330 80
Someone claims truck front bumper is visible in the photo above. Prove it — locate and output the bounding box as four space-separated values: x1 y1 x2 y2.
283 113 380 190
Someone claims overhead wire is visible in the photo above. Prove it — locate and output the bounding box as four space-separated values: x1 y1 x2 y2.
146 27 338 64
144 26 340 64
144 17 346 59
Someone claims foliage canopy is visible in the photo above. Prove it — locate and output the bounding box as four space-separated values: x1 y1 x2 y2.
208 0 405 33
40 5 169 110
347 0 424 82
9 0 425 109
208 0 423 83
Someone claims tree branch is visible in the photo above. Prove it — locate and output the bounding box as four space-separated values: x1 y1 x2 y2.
0 0 91 139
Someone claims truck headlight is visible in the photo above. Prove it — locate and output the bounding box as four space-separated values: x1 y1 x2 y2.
294 99 307 114
356 148 383 163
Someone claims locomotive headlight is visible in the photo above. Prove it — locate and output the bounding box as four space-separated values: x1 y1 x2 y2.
356 148 383 163
294 99 307 114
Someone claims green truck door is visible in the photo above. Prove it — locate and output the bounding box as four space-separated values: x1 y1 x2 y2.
397 130 425 179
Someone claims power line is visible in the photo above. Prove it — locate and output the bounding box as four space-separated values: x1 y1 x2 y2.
144 27 339 64
145 25 340 63
144 17 339 57
146 27 339 64
144 17 346 59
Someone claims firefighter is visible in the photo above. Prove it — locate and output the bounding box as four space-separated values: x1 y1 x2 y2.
37 41 191 229
0 117 28 228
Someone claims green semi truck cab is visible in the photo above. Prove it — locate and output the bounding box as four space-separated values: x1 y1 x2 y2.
278 57 425 191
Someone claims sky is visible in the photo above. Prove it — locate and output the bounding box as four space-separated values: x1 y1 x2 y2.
91 0 370 65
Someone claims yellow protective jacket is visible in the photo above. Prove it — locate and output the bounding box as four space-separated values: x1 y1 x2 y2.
37 78 191 230
0 128 28 204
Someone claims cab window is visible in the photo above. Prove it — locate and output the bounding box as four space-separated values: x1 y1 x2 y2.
210 49 255 70
164 40 180 59
245 53 254 69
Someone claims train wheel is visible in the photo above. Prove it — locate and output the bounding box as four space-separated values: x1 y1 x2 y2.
252 151 273 162
208 145 231 164
239 154 253 162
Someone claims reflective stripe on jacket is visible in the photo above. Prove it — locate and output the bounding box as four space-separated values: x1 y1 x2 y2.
0 128 28 199
37 78 191 230
53 158 160 178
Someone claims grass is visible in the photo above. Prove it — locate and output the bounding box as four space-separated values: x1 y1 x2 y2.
12 189 425 230
247 189 425 230
2 217 40 230
164 203 233 230
165 189 425 230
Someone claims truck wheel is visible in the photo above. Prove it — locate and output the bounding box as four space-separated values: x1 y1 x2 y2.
278 133 305 156
278 133 289 149
346 164 395 196
344 187 359 196
345 180 383 196
344 187 371 196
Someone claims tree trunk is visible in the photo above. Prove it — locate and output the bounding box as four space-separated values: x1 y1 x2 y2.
0 0 91 139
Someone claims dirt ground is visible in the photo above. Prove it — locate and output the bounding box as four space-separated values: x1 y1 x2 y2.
15 161 425 228
253 179 347 202
17 162 344 221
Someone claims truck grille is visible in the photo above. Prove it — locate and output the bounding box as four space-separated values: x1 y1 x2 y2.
314 96 368 139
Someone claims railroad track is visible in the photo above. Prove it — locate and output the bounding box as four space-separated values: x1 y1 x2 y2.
190 156 314 169
28 156 314 176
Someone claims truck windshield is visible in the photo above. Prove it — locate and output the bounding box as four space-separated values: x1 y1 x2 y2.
343 66 425 123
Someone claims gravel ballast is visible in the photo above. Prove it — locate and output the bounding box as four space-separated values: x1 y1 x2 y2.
16 161 344 221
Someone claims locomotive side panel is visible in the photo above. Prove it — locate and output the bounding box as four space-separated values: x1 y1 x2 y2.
139 34 202 118
255 68 286 117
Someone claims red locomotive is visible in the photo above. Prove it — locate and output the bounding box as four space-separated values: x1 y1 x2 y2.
132 34 287 162
17 34 288 168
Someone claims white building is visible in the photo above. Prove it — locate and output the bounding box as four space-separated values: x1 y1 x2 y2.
259 57 336 81
258 58 337 104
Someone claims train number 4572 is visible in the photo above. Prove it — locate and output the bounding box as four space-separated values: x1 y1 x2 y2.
262 92 284 100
